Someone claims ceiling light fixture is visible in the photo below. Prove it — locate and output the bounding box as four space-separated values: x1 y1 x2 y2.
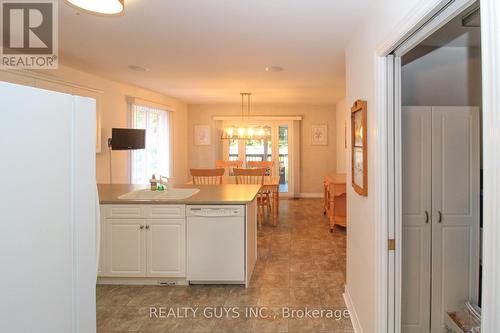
128 65 150 72
65 0 124 15
222 93 271 141
265 65 284 73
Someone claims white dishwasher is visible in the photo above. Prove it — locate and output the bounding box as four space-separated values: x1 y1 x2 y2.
186 205 245 284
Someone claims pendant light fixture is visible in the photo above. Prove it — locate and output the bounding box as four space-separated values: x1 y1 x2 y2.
65 0 124 15
222 93 271 141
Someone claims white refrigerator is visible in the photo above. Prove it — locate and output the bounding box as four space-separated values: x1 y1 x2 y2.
0 81 98 333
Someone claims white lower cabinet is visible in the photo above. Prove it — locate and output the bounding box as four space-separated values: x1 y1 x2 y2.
99 205 186 278
147 219 185 277
107 219 147 276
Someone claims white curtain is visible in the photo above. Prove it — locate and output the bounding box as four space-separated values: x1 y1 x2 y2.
130 104 171 184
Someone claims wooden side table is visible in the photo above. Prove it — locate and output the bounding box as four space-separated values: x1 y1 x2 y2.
323 173 347 231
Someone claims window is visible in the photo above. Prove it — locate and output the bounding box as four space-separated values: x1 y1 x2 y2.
222 120 293 195
130 104 171 184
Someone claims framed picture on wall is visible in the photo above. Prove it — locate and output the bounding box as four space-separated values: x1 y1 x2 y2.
311 124 327 145
194 125 211 145
351 100 368 196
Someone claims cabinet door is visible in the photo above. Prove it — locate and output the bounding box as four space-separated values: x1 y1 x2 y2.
105 219 146 276
401 106 432 333
146 219 185 277
97 207 106 276
431 107 480 332
246 201 257 287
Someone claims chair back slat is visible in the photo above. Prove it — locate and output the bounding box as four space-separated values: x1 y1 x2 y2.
216 160 243 176
190 168 225 185
234 167 266 185
247 160 274 176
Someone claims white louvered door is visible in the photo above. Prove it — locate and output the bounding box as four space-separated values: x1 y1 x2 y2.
402 106 432 333
402 106 480 333
430 107 480 332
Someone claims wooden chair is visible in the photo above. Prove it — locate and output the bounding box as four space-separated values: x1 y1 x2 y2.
247 161 275 211
234 167 268 227
247 160 274 175
190 168 225 185
215 160 243 176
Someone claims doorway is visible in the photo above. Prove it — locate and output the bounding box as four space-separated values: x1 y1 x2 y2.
222 120 294 196
379 0 492 333
400 9 482 331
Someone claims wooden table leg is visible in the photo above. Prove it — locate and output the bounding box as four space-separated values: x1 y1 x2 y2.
328 193 335 232
323 181 328 215
272 186 279 226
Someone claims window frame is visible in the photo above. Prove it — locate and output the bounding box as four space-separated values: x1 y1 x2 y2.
128 102 173 184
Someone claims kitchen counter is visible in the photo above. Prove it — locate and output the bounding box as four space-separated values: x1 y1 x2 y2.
98 183 259 286
98 183 261 205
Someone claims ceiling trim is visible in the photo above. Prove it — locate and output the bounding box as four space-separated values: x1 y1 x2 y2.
126 96 174 111
212 115 303 121
1 69 103 94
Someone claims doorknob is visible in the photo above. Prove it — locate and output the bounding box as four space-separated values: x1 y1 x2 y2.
424 211 429 223
140 225 144 230
146 225 150 230
438 211 442 223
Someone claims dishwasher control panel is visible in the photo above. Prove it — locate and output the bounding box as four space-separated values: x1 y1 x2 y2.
186 205 245 217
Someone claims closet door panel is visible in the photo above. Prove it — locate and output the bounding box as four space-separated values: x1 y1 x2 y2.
431 106 480 333
401 106 432 333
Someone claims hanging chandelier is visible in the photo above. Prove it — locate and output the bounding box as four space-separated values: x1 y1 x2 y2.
221 93 271 140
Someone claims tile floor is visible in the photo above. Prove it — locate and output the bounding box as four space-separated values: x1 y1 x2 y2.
96 199 352 332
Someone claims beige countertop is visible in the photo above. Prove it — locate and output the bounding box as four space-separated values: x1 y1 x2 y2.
98 183 261 205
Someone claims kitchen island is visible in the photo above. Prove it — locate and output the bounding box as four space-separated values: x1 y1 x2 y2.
97 184 260 287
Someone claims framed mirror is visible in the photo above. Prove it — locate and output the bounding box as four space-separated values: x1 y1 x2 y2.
351 100 368 196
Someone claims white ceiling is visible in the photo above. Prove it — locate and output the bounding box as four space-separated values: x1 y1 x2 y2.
59 0 371 104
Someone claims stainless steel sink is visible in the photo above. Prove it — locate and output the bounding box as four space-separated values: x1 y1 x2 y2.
118 188 200 201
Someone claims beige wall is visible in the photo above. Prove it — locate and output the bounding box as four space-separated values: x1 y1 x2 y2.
345 0 444 331
0 65 189 184
402 46 482 106
335 98 347 173
187 104 337 194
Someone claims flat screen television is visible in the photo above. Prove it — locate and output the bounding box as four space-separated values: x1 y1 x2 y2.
110 128 146 150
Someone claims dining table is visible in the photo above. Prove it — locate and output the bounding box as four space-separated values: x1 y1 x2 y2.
188 175 281 226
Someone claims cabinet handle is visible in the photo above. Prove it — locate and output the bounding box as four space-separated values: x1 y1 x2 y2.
425 211 429 223
145 225 150 230
140 225 144 230
438 211 442 223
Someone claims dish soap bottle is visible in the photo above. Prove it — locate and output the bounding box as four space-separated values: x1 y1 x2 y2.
150 175 157 191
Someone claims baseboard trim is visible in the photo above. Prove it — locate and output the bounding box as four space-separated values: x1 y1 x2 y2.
297 192 323 198
97 277 188 286
343 285 363 333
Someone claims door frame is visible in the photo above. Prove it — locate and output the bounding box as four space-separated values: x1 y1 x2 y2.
374 0 500 332
221 119 296 198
